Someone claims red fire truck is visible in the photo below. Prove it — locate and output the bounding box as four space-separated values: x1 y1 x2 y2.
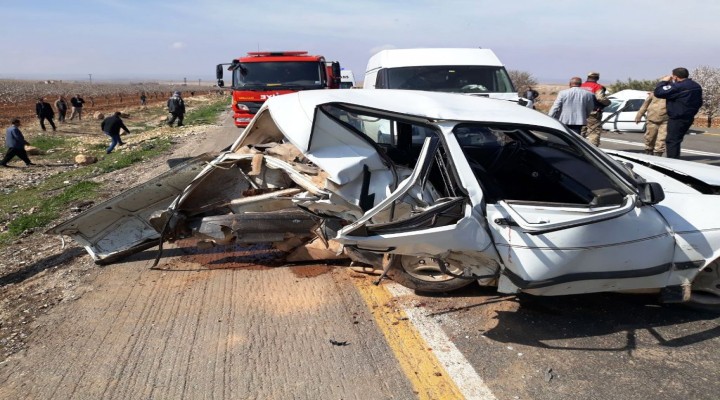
216 51 341 127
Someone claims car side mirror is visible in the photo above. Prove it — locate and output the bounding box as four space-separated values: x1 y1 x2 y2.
216 79 225 88
638 182 664 204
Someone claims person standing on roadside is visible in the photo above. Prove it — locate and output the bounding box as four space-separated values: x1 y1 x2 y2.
524 86 540 109
101 111 130 154
35 97 57 132
635 93 668 156
69 94 86 121
1 119 35 167
55 95 68 123
167 91 186 127
548 77 595 136
653 67 703 159
580 72 611 147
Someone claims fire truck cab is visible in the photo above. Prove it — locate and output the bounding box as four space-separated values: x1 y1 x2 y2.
217 51 341 127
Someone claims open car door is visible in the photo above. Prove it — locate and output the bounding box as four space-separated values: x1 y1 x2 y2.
335 136 495 260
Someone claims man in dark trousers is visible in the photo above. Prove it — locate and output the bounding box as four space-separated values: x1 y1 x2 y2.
101 112 131 154
167 91 186 127
654 67 703 159
69 94 86 121
35 97 57 132
55 95 68 123
1 119 35 167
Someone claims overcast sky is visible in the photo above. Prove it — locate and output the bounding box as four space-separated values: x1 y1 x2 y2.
1 0 718 84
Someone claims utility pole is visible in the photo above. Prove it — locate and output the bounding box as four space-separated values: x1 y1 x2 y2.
183 77 187 86
198 78 201 86
89 73 92 84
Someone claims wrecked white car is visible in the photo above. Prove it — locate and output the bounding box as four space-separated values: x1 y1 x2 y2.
50 90 720 309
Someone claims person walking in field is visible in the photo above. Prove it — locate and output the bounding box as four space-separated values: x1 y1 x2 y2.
35 97 57 132
580 72 611 147
101 112 131 154
69 94 86 121
653 67 703 159
1 118 35 167
140 92 147 108
635 93 668 156
167 91 186 127
548 77 595 136
55 95 68 123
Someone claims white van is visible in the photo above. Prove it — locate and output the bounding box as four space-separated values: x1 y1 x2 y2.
601 89 650 132
364 48 518 102
340 69 356 88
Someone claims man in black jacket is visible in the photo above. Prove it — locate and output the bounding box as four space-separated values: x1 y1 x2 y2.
101 112 130 154
167 91 186 127
69 94 86 121
654 67 703 159
35 98 56 131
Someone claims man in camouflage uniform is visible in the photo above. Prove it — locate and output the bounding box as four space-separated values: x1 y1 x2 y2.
635 93 668 156
580 72 611 147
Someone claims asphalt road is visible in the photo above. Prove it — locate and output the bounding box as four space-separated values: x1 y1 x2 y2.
1 116 718 400
599 127 720 166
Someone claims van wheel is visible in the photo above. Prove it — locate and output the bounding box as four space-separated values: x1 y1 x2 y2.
385 255 474 293
687 260 720 312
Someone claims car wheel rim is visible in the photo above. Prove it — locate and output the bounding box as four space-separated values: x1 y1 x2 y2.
400 256 463 282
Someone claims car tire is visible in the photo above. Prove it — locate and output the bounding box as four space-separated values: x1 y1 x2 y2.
385 254 475 293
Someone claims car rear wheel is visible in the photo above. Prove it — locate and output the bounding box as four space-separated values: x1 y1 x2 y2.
688 260 720 312
386 254 475 293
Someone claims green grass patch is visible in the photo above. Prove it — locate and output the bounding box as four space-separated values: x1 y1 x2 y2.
30 134 69 151
1 180 101 242
0 136 173 244
0 97 222 245
97 137 173 173
183 98 230 126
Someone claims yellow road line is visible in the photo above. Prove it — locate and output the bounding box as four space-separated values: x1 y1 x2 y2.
354 279 465 400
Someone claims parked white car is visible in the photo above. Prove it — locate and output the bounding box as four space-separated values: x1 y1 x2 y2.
50 90 720 309
602 89 650 132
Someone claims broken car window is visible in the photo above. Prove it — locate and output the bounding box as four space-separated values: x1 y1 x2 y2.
455 124 627 206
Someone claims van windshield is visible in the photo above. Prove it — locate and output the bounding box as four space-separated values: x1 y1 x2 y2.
384 65 515 93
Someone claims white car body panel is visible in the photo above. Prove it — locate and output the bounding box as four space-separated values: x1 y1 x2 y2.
47 155 214 261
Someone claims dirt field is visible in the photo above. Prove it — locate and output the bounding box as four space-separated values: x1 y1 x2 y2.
0 96 229 360
0 80 216 128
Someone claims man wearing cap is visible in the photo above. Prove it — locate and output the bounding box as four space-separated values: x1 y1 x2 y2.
580 72 611 147
167 91 186 127
653 67 703 159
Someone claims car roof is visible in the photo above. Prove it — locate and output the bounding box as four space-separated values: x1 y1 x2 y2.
262 89 566 137
609 89 650 100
